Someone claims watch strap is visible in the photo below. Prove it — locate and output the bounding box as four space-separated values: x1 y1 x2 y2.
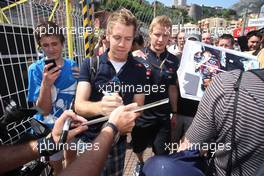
106 122 118 136
37 133 60 157
103 122 120 145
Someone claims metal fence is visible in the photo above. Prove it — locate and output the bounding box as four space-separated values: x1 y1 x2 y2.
0 0 158 117
0 0 180 116
0 0 84 117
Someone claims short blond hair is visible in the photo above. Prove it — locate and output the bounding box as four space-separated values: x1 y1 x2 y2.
149 15 172 34
106 8 137 35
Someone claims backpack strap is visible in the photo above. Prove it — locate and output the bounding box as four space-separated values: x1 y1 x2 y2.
226 70 243 176
89 55 100 83
227 69 264 175
225 69 264 176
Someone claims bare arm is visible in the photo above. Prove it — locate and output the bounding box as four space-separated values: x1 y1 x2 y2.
74 81 102 117
36 82 52 116
60 127 114 176
169 85 179 128
36 64 61 115
60 103 139 176
168 85 178 113
0 141 39 174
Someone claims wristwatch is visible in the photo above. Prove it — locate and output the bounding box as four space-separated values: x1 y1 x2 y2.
103 122 120 145
37 133 60 157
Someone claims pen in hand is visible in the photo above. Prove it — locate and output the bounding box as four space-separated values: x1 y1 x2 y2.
60 102 75 143
102 90 112 96
59 118 72 144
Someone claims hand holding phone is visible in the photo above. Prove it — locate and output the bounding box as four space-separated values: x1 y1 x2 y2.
43 58 60 86
44 59 57 71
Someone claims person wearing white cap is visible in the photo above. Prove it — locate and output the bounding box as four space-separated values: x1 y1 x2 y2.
186 33 201 41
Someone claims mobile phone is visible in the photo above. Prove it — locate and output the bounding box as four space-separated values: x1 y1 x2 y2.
44 59 57 71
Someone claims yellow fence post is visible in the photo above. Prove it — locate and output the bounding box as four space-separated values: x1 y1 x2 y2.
2 0 28 11
83 0 95 58
48 0 60 22
0 8 10 24
66 0 74 59
0 0 28 24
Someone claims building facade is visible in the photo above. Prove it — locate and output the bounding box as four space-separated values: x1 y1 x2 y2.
174 0 187 7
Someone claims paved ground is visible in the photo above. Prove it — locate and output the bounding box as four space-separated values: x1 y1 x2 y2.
124 147 153 175
123 134 154 175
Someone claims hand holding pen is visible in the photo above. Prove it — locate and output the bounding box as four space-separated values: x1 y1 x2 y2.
52 110 88 144
100 91 123 116
58 98 169 142
82 98 169 127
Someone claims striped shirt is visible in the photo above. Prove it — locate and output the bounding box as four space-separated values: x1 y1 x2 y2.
186 69 264 176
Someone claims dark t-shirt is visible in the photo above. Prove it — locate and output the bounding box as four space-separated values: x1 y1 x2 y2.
135 47 179 125
78 50 146 140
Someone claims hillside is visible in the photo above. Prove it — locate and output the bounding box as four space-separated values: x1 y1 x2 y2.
231 0 264 16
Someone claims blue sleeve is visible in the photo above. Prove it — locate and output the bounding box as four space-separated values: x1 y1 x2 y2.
70 59 78 67
27 64 43 103
79 58 91 82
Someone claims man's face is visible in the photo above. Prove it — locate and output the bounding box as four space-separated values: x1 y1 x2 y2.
40 36 63 61
107 23 134 61
218 38 233 49
248 36 261 51
177 32 185 49
202 33 212 45
149 24 171 53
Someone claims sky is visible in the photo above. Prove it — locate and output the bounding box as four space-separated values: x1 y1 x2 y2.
147 0 240 8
